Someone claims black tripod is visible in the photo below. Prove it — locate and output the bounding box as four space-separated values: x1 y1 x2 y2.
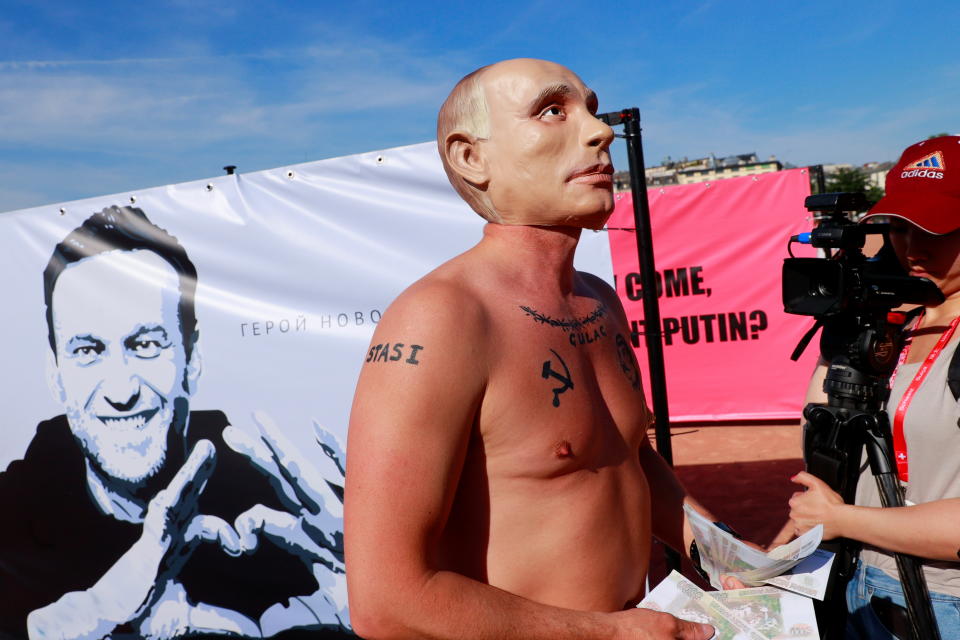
803 330 941 640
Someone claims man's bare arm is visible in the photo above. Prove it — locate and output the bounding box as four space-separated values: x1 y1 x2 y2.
638 437 715 558
344 280 712 640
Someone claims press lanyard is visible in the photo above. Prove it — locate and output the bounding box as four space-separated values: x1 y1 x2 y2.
889 311 960 482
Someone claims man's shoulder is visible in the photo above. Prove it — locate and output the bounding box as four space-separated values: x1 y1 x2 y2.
0 415 95 544
380 261 491 336
3 415 77 476
31 414 72 444
352 259 492 421
575 271 621 305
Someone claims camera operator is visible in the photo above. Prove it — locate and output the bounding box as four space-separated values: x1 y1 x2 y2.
783 135 960 638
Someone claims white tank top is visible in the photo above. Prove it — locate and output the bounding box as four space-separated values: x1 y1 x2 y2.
856 337 960 595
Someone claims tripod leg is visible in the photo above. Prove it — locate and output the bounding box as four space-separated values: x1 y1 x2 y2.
802 405 862 639
863 426 942 640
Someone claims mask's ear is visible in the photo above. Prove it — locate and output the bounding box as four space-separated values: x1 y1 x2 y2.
444 131 489 189
184 343 202 395
46 349 66 404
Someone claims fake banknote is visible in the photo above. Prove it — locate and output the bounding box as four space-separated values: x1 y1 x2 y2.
639 571 766 640
684 505 830 599
762 549 834 600
709 585 820 639
640 572 819 640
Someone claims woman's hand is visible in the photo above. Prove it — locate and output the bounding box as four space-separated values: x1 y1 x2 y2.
788 471 846 539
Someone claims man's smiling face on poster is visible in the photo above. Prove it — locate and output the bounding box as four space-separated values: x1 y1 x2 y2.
49 249 197 485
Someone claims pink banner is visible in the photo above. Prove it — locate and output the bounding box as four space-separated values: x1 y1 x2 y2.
607 168 819 421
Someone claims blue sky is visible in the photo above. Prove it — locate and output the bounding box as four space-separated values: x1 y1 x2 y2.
1 0 957 211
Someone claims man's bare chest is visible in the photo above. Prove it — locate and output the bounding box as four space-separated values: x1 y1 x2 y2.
477 299 648 479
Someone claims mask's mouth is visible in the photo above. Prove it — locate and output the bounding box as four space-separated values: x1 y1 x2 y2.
97 407 160 430
567 163 614 183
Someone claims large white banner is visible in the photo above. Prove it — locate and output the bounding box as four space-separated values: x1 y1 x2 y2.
0 141 612 639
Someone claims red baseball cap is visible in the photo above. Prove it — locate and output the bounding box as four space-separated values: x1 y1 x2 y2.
862 135 960 234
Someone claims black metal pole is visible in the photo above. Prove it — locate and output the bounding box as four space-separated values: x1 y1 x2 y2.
620 109 673 466
617 108 680 574
813 164 826 194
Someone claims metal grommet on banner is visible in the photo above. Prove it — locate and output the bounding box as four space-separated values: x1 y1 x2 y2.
376 155 385 165
129 196 136 203
286 170 295 179
58 207 66 215
205 183 214 192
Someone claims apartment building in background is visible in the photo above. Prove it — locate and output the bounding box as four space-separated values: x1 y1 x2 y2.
613 152 783 191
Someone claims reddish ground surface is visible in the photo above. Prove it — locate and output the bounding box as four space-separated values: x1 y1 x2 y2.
647 420 806 587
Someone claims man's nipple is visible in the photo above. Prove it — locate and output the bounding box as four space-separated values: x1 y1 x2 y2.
554 439 574 458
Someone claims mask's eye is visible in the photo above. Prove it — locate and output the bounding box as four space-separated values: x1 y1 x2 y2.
540 105 564 119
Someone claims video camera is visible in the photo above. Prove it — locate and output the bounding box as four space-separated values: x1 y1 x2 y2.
783 192 942 378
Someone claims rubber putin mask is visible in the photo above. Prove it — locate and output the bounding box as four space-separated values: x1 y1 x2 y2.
439 58 616 230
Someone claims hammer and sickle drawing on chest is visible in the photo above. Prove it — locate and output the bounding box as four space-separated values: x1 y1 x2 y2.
542 348 574 408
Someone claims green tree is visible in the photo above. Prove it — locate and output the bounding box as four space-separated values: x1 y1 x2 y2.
825 166 884 208
928 132 951 139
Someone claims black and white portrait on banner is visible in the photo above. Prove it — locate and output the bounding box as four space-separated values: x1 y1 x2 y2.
0 206 352 639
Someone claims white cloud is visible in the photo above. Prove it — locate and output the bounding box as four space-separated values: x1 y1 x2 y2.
0 39 460 154
0 24 475 209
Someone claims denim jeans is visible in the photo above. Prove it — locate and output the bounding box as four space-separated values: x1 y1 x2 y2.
846 560 960 639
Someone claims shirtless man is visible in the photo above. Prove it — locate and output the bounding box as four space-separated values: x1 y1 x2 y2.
345 58 719 639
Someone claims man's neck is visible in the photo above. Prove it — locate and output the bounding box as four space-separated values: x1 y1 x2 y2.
85 460 149 523
479 223 583 295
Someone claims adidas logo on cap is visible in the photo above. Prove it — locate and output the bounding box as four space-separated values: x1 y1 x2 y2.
901 151 946 179
864 136 960 235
